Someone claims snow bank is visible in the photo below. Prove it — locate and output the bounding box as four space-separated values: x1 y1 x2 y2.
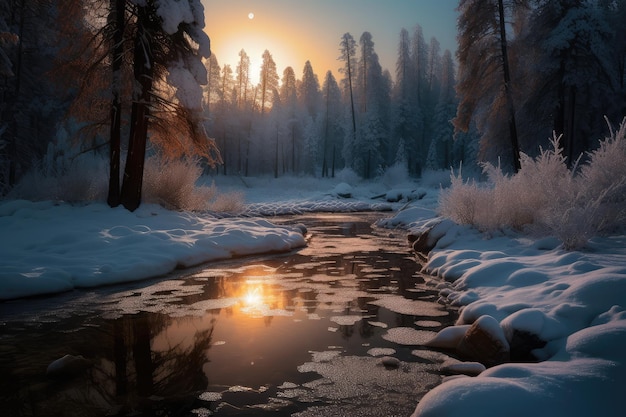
0 200 305 300
382 209 626 417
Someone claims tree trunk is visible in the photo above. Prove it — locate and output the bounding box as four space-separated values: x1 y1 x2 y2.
107 0 124 207
120 7 153 212
498 0 521 172
274 126 279 178
347 56 357 147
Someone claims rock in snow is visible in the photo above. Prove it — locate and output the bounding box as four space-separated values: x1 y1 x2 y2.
456 315 510 367
46 354 92 378
425 325 472 349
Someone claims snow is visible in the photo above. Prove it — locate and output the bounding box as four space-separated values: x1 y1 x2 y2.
379 202 626 417
1 173 625 416
0 199 306 300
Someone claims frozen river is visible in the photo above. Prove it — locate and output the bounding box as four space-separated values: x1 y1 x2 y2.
0 212 457 416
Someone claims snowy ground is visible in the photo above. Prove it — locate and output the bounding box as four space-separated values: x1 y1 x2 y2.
0 175 417 300
1 174 624 416
381 205 626 417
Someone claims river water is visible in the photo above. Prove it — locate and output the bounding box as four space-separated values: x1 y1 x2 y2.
0 212 457 417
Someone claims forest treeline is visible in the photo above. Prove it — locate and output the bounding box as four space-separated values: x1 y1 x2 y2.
203 28 458 179
1 0 625 207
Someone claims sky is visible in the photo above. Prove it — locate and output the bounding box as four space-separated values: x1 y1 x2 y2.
202 0 459 84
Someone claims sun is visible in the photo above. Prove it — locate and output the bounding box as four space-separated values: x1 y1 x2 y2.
248 12 254 20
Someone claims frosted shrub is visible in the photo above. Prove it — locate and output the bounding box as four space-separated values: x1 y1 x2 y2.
9 153 107 202
439 171 491 226
439 118 626 249
336 167 361 185
576 119 626 234
206 188 245 214
143 156 212 211
143 156 244 213
381 162 410 187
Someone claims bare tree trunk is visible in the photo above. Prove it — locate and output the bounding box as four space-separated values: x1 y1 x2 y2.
120 7 153 212
498 0 521 172
347 55 357 147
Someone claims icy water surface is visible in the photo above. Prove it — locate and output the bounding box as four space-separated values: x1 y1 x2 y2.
0 213 457 416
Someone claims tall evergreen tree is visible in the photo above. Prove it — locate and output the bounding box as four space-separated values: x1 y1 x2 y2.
409 25 428 174
358 32 376 113
236 49 250 109
203 53 222 122
280 66 299 173
427 49 457 169
520 0 616 165
338 32 357 166
258 49 279 115
1 0 61 195
299 60 321 119
120 0 214 211
321 70 343 177
454 0 524 171
391 28 417 169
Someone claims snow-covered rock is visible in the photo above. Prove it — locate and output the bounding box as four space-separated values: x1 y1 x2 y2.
332 182 353 198
424 325 471 349
456 315 510 367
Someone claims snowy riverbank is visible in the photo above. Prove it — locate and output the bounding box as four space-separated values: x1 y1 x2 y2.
381 206 626 417
0 175 413 301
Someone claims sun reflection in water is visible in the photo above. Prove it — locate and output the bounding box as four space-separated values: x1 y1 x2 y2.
243 286 263 308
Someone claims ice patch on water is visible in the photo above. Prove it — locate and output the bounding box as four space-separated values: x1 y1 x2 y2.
289 355 440 415
198 391 222 401
369 295 448 317
330 315 362 326
228 385 255 392
382 327 437 345
309 350 342 362
415 320 442 328
367 347 396 357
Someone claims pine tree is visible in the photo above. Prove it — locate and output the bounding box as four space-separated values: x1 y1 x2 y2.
409 25 428 174
120 0 215 211
321 70 344 177
203 53 222 122
520 0 617 164
338 32 357 166
454 0 524 172
258 50 279 115
299 60 321 119
427 49 457 169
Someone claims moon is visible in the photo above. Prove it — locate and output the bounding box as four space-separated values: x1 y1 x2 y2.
248 12 254 20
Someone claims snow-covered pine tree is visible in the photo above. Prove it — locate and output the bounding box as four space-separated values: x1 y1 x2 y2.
338 32 357 165
454 0 525 172
321 70 344 177
519 0 617 165
258 49 279 116
427 49 457 170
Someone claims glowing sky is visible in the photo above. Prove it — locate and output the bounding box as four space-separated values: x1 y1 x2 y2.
202 0 459 84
